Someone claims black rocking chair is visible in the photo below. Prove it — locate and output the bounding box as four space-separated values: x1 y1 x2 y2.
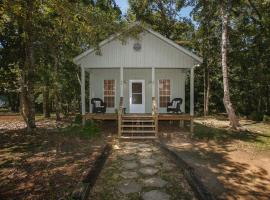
167 98 183 114
91 98 106 113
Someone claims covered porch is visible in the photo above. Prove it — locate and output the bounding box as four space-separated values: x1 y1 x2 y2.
80 65 196 138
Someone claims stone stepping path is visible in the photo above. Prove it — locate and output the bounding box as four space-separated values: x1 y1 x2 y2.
139 167 159 176
120 154 136 161
142 190 170 200
143 177 168 188
118 180 142 194
122 161 138 170
89 141 196 200
139 158 157 166
120 171 139 179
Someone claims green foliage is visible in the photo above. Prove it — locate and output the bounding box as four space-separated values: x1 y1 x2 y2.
263 115 270 123
194 123 270 150
74 114 82 124
248 111 264 122
63 120 100 139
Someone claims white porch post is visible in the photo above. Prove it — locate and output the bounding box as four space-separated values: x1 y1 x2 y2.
81 66 86 124
190 67 194 116
190 67 194 133
89 71 92 113
120 67 124 97
152 67 155 97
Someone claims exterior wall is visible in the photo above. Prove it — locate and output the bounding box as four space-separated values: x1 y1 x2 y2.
80 31 198 69
155 69 186 113
89 68 186 114
89 68 120 113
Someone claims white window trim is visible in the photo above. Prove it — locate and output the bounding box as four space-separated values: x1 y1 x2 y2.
158 79 172 110
102 79 116 111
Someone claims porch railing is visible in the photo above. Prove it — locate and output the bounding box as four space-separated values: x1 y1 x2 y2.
118 97 124 138
152 97 158 136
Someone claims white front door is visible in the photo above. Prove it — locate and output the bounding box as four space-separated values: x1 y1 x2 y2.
129 80 145 113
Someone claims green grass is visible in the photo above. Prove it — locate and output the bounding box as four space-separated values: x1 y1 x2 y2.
61 120 101 139
194 123 270 150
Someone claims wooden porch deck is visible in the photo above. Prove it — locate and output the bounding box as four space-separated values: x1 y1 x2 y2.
83 113 194 139
83 113 193 121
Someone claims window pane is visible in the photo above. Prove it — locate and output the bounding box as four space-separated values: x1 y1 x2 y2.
104 96 115 107
132 82 142 93
159 79 170 108
104 80 115 108
132 94 142 104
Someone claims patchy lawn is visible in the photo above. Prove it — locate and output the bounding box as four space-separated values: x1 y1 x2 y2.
0 115 115 200
159 117 270 200
195 116 270 150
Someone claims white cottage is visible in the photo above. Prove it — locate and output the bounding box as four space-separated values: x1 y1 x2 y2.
73 23 202 139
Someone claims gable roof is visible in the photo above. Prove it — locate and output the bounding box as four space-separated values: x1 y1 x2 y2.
73 23 203 65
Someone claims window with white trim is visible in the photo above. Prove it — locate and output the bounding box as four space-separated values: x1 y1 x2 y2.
159 79 171 108
104 80 115 108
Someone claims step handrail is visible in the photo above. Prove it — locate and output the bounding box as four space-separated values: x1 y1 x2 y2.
118 97 124 138
152 97 158 136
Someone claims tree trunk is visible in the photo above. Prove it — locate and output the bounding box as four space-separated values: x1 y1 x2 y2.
203 60 210 116
221 0 240 129
43 85 50 118
20 0 36 132
52 48 61 121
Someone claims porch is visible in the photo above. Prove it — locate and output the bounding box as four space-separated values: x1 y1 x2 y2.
82 112 194 139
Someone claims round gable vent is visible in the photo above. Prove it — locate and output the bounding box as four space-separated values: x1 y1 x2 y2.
133 42 141 51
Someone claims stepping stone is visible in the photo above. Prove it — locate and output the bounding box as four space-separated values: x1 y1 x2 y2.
123 149 137 154
139 167 159 176
163 163 175 171
143 177 168 188
123 161 138 170
138 151 152 158
118 180 142 194
120 154 136 161
142 190 170 200
140 158 157 166
120 171 139 179
138 143 151 148
123 142 138 147
113 144 121 150
139 148 153 152
152 147 159 152
125 146 138 150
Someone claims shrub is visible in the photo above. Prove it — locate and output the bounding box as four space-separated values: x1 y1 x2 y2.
263 115 270 123
248 111 263 121
63 119 100 138
74 114 82 124
81 120 101 138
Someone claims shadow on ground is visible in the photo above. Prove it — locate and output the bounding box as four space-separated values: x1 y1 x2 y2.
0 120 116 200
159 121 270 200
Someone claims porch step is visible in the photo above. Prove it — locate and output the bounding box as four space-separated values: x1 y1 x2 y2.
119 114 158 139
120 136 157 139
122 115 153 118
122 119 154 123
122 130 156 133
122 125 155 128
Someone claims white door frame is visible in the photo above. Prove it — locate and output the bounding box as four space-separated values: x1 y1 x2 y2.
129 80 145 113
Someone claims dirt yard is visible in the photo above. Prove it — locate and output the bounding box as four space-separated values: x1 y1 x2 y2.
159 117 270 200
0 115 114 200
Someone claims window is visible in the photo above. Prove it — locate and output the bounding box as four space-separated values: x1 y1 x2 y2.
104 80 115 108
159 79 170 108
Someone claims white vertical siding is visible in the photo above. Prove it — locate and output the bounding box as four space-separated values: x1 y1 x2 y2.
81 31 197 69
89 68 186 113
